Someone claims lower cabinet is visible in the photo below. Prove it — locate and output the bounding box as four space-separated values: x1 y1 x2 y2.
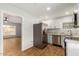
61 36 65 48
65 39 79 56
52 35 62 47
47 34 65 48
47 35 52 44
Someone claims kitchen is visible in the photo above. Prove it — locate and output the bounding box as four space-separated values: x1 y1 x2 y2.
33 10 79 56
46 12 79 56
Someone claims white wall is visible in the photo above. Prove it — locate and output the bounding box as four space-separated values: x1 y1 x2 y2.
0 4 39 51
52 15 73 28
42 19 54 28
43 15 73 29
0 11 3 55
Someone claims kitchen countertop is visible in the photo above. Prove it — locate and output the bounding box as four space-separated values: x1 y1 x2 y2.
65 36 79 44
47 28 79 44
47 28 79 37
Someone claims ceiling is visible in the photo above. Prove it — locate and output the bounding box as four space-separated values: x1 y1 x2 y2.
10 3 77 19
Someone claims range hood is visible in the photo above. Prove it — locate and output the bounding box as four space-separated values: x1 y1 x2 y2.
74 13 79 28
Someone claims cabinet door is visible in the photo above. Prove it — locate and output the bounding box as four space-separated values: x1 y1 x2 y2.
61 36 65 48
48 35 52 44
53 35 61 45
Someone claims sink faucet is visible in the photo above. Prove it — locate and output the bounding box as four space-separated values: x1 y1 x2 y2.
68 29 72 36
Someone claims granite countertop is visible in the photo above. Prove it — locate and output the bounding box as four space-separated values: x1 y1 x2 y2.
65 36 79 42
47 28 79 42
65 37 79 44
47 32 70 36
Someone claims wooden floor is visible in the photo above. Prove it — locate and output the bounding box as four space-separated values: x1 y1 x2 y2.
3 37 21 56
3 37 64 56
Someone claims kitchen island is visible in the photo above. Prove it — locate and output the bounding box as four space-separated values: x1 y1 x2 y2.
65 37 79 56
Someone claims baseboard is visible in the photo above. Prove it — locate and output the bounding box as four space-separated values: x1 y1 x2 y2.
4 36 21 39
53 44 62 47
22 43 33 51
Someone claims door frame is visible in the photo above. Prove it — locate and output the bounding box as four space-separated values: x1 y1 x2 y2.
2 10 23 51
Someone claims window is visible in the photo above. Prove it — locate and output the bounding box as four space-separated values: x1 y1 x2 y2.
63 22 74 29
3 25 16 36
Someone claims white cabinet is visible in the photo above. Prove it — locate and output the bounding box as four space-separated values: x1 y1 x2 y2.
65 39 79 56
61 36 65 48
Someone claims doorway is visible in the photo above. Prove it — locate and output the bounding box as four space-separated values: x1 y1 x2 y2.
3 13 22 56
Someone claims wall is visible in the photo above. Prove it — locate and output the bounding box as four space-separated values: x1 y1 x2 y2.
0 11 3 55
42 15 73 29
52 15 73 28
0 4 38 51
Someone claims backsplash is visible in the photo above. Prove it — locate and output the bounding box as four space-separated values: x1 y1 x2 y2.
47 28 79 37
71 28 79 37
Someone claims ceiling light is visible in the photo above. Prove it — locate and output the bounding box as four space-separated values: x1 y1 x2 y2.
4 17 8 23
74 9 78 13
46 7 51 11
4 17 8 21
65 11 69 15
